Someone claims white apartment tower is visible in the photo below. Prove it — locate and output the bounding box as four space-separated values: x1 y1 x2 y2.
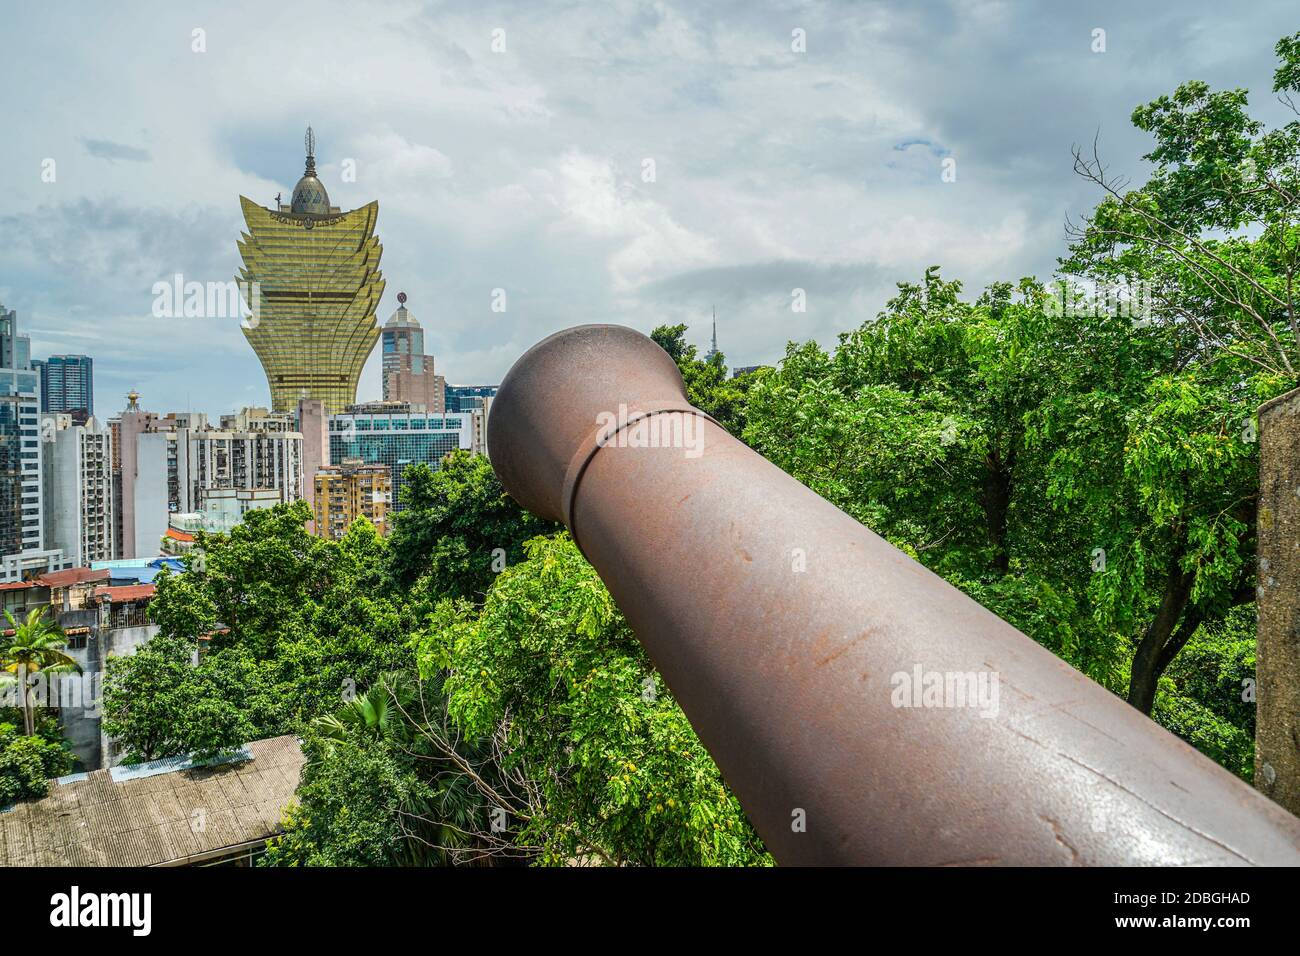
42 413 115 566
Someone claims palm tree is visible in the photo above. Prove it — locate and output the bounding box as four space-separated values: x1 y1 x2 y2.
310 672 491 865
313 671 412 746
1 608 80 736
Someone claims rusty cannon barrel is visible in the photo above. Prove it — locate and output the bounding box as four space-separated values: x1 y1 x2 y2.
488 324 1300 865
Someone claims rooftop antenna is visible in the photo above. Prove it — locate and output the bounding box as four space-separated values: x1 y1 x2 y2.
304 125 317 176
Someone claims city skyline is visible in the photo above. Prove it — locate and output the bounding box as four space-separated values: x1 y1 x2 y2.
3 1 1299 417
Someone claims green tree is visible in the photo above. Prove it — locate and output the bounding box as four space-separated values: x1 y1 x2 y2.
183 501 338 659
265 672 493 867
1057 35 1300 710
650 323 759 439
263 731 441 867
0 716 73 804
101 632 267 762
104 502 417 761
1065 32 1300 375
1153 607 1256 780
1030 350 1270 712
314 670 408 745
433 534 771 866
1 608 79 737
386 451 555 596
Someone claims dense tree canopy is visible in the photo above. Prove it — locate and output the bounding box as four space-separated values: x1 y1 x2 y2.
650 323 762 439
103 503 418 763
386 451 556 596
264 673 491 867
428 535 771 866
0 711 72 804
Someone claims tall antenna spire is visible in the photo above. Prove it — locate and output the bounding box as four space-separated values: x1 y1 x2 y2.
304 125 317 176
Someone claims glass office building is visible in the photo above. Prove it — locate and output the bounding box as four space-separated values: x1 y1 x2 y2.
237 128 385 413
32 354 94 417
328 408 472 511
444 384 498 413
0 305 68 580
381 296 444 411
0 368 40 558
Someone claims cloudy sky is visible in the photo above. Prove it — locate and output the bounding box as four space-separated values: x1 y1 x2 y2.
1 0 1296 417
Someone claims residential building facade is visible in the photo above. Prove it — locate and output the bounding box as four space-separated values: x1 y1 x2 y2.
0 566 158 769
41 413 114 567
313 458 390 539
111 393 303 558
297 397 330 533
329 404 472 511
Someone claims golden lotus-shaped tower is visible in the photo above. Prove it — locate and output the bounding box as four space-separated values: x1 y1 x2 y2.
237 127 384 413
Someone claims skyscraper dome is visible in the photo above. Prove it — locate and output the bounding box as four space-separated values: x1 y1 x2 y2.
290 126 331 215
384 292 421 329
380 292 444 411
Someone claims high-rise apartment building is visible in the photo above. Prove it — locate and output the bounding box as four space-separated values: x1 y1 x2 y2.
110 394 303 557
125 429 178 559
237 128 385 413
110 391 155 560
470 396 493 460
297 398 330 534
181 426 303 511
0 367 45 573
381 294 444 412
41 413 114 566
313 458 390 539
33 355 94 419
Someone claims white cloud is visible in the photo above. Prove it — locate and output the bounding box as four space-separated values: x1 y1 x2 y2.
546 151 716 291
1 0 1297 408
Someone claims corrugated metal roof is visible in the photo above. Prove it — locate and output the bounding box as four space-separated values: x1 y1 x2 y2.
35 567 111 588
3 735 304 866
93 583 157 602
107 746 251 783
